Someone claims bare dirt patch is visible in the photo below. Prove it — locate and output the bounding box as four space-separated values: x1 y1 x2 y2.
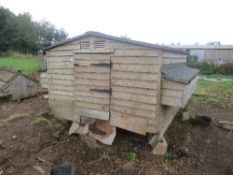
0 96 233 175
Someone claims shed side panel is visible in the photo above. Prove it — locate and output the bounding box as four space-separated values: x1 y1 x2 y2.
162 52 186 64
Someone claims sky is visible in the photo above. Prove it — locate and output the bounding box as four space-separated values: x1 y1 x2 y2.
1 0 233 45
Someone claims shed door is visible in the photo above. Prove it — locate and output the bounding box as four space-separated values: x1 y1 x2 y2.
74 53 111 120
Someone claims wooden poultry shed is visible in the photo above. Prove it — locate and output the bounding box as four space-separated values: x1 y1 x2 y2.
43 31 199 154
0 69 40 100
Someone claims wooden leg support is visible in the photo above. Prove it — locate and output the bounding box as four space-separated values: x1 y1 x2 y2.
150 136 168 155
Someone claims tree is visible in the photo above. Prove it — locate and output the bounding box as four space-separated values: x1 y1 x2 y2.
13 12 38 53
0 6 68 54
36 20 68 50
0 7 17 52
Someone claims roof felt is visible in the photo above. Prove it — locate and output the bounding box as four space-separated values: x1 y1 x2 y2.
44 31 186 54
161 63 199 84
0 69 38 90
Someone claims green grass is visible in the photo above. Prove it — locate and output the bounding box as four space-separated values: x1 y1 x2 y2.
189 78 233 107
0 56 40 75
202 74 233 79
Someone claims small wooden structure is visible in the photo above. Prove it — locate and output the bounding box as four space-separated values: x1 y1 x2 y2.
0 69 40 100
43 31 199 154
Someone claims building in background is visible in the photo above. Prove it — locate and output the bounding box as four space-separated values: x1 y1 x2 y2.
170 45 233 63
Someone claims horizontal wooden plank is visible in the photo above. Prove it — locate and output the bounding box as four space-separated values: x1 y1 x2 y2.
74 49 114 54
47 69 73 75
47 51 73 56
46 74 75 80
111 56 159 64
112 86 156 96
74 67 110 73
49 90 73 96
163 52 186 58
111 99 156 111
76 96 109 105
47 62 74 69
161 96 182 107
49 85 74 92
49 79 73 86
111 71 158 81
162 79 185 91
74 53 110 61
110 112 148 135
75 90 110 99
111 105 156 119
112 79 158 89
75 85 110 92
112 92 157 104
163 58 186 64
113 50 160 57
47 56 73 63
75 59 109 66
162 89 183 98
49 94 75 101
75 73 109 80
112 64 159 73
51 44 80 51
75 79 109 87
75 101 109 111
78 108 109 120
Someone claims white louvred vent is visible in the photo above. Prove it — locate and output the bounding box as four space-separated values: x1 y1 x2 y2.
80 41 90 49
94 40 106 48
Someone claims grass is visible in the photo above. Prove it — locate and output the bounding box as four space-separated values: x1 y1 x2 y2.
202 74 233 79
0 56 40 75
189 78 233 107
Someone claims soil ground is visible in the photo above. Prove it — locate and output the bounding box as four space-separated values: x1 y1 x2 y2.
0 95 233 175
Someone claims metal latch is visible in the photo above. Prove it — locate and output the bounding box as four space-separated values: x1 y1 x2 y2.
90 88 112 95
90 61 112 69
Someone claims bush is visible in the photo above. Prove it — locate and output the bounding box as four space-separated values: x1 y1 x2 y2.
217 63 233 74
187 60 233 75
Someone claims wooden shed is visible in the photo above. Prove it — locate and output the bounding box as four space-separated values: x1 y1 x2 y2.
43 31 199 154
0 69 40 100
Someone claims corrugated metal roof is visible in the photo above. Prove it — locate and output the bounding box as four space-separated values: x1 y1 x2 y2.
161 63 199 84
44 31 186 54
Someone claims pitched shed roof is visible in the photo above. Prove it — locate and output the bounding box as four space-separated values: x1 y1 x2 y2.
44 31 186 54
161 63 199 84
0 69 38 90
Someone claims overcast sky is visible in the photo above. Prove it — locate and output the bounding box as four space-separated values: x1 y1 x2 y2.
1 0 233 45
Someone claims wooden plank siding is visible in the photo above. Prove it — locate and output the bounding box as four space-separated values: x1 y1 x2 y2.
161 76 199 107
110 54 160 129
162 51 187 64
45 35 188 136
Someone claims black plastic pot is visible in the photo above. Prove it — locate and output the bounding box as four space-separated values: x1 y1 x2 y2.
49 165 76 175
